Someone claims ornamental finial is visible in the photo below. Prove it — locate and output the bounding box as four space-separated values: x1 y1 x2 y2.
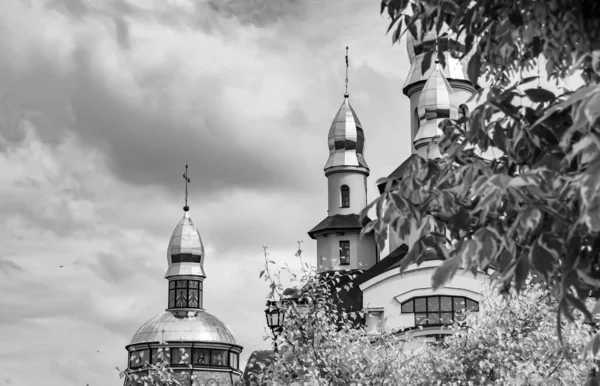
344 46 349 98
182 164 190 211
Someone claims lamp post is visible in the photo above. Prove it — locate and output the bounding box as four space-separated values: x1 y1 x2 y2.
264 300 284 352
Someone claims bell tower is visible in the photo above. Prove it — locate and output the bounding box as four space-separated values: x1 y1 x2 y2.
308 46 378 273
403 25 476 157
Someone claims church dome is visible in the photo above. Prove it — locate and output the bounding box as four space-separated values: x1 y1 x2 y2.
130 310 238 345
324 96 369 173
165 210 206 278
404 21 474 91
413 64 458 155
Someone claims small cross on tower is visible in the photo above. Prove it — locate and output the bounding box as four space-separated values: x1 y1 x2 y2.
183 164 191 211
345 45 349 98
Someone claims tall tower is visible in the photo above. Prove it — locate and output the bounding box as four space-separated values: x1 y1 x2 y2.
404 24 476 157
308 47 378 273
384 25 477 252
124 166 243 386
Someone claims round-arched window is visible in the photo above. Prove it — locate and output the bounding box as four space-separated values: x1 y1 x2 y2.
401 296 479 326
340 185 350 208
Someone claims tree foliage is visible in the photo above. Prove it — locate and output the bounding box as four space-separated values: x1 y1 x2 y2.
258 255 598 385
366 0 600 348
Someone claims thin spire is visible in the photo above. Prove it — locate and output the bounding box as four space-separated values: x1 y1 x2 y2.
182 164 190 211
344 46 349 98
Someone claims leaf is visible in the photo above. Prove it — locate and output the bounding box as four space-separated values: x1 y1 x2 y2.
515 207 543 237
392 18 403 44
508 10 523 27
472 227 498 268
432 255 461 290
514 254 530 290
524 88 556 103
564 293 593 322
467 52 481 85
492 122 508 153
259 270 265 279
583 333 600 360
448 207 470 231
530 234 560 279
584 87 600 125
518 76 539 86
454 238 479 268
577 269 600 288
531 84 599 129
421 49 434 76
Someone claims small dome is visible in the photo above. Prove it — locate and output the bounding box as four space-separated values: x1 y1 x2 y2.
130 311 237 345
404 21 474 90
414 65 458 152
165 211 206 278
324 96 369 173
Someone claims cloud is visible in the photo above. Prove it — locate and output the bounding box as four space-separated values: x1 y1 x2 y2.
0 0 410 385
207 0 304 26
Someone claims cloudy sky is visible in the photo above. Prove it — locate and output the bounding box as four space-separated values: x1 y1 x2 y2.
0 0 415 385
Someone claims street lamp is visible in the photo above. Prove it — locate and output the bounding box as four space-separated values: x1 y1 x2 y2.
264 300 284 352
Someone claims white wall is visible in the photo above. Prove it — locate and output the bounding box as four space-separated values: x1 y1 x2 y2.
327 171 367 216
315 231 377 272
360 261 488 332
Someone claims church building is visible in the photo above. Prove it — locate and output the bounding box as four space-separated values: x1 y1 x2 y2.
124 168 243 386
308 25 488 345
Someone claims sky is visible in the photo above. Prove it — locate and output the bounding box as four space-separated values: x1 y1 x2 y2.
0 0 414 385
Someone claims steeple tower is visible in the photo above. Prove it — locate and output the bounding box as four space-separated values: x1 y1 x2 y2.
124 165 243 386
413 61 458 159
165 164 206 311
309 46 378 273
403 22 475 158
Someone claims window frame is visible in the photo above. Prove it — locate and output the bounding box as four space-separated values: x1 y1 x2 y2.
339 240 350 265
168 279 203 309
401 296 479 327
340 185 350 208
129 348 150 369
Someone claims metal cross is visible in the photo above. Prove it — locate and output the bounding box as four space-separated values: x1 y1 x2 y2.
183 164 191 211
345 46 349 97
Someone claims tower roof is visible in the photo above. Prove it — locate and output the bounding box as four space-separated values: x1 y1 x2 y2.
130 311 238 345
413 64 458 152
324 96 369 173
404 21 474 92
165 210 206 278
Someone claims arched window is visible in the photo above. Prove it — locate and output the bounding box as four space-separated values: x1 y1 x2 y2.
401 296 479 326
340 185 350 208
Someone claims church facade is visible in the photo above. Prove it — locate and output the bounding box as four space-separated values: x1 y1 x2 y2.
124 187 243 386
308 26 488 346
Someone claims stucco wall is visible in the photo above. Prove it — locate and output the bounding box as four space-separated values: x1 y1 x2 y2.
360 261 488 332
315 231 377 272
327 171 367 216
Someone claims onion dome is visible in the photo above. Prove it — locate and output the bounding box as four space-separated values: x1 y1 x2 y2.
130 311 237 345
413 63 458 155
324 96 369 175
404 21 474 92
165 210 206 279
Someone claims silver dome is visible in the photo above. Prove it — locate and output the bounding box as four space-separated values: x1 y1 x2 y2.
165 211 206 278
130 311 237 345
404 21 474 90
324 96 369 173
414 64 458 150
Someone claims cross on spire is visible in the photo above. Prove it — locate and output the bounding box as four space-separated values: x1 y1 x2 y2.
182 164 191 211
345 46 349 98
